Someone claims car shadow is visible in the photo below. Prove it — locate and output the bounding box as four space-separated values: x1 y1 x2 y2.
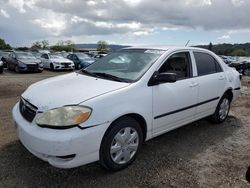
0 115 241 187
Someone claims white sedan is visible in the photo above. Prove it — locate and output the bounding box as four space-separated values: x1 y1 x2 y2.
12 46 241 171
40 53 75 70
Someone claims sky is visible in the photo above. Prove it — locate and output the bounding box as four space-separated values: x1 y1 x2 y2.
0 0 250 47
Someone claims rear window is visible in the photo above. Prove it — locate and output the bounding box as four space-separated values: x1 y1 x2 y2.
194 52 222 76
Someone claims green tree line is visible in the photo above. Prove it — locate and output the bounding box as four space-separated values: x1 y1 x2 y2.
197 42 250 56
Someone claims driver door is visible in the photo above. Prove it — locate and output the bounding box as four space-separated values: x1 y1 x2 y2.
152 51 199 136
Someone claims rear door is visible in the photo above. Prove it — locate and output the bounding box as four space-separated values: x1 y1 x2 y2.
152 51 199 136
192 51 226 118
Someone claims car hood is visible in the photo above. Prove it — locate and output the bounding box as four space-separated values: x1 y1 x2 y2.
18 59 41 64
50 58 73 63
21 72 130 111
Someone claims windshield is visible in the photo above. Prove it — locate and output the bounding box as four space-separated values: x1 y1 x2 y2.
84 49 165 82
76 53 90 59
16 52 36 59
50 54 64 59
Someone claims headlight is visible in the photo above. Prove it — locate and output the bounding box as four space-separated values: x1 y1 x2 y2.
36 106 92 128
52 62 60 65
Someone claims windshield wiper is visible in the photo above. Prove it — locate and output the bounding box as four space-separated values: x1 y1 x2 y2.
80 69 100 78
92 72 130 83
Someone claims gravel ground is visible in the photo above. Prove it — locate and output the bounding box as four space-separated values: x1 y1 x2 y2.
0 69 250 188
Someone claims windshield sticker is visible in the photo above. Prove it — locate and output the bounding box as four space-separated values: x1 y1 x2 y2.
144 50 165 54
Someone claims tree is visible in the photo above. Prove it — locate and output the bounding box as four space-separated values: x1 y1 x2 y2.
208 42 213 51
16 47 29 51
50 40 75 52
31 41 42 49
97 40 108 52
231 49 249 56
0 38 12 50
41 40 49 49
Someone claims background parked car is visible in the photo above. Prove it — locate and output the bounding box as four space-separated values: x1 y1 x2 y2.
0 51 11 67
219 55 236 64
67 53 95 69
229 57 250 76
6 51 43 73
40 53 74 71
0 60 3 73
94 53 107 59
30 52 42 59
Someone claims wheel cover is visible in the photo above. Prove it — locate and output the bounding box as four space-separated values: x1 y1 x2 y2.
219 98 230 120
110 127 139 165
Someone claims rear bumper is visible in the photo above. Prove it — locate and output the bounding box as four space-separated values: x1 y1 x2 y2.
12 103 110 168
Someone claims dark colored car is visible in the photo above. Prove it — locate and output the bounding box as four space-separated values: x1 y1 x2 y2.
228 58 250 76
219 55 235 64
67 53 95 69
0 60 3 73
94 53 107 59
6 51 43 73
0 51 11 67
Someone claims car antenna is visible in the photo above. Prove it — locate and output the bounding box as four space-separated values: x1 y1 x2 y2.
185 40 190 47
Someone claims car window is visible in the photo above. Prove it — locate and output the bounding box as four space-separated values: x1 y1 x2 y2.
41 54 49 59
159 52 192 80
194 52 222 76
85 49 165 82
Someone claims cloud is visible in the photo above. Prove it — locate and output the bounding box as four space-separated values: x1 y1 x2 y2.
218 35 231 40
0 0 250 46
0 9 10 18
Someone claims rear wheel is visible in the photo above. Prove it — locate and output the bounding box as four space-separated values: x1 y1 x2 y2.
100 117 143 171
0 66 3 73
211 94 231 123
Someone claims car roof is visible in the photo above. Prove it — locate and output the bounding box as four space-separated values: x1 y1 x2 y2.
123 46 210 52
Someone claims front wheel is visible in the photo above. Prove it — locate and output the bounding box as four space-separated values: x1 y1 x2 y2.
100 117 143 171
15 65 20 73
50 63 54 71
77 63 81 70
211 94 231 123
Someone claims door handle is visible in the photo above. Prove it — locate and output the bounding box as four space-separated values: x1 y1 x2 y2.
189 82 199 87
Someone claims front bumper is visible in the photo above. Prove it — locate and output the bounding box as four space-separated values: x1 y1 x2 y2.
19 64 43 72
53 63 74 70
12 103 109 168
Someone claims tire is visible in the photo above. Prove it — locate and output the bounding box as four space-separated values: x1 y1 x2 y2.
211 94 231 123
50 63 54 71
100 117 143 171
15 65 20 73
0 66 3 73
7 63 11 70
77 63 81 70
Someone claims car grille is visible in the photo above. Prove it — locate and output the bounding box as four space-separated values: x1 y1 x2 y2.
19 98 38 122
27 64 38 71
61 63 71 67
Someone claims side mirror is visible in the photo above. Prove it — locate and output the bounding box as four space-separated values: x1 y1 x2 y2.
148 72 177 86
